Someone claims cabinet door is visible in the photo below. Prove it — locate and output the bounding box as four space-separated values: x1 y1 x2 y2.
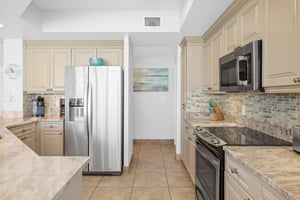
50 49 71 91
239 0 262 46
189 137 196 184
97 49 123 66
223 15 239 54
41 132 63 156
211 31 223 91
25 49 50 92
71 49 97 66
202 41 212 91
225 172 253 200
23 134 36 152
263 0 299 87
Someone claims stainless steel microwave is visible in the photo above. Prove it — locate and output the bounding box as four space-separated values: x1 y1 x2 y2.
219 40 263 92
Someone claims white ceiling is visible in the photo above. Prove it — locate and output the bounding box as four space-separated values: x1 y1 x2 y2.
32 0 183 11
0 0 233 45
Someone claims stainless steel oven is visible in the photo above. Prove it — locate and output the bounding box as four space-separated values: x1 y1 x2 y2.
194 126 291 200
195 140 224 200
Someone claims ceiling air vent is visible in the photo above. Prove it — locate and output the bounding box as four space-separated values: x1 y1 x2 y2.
144 17 161 27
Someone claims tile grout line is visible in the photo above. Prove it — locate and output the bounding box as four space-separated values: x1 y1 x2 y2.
88 176 102 200
161 145 173 200
130 144 141 200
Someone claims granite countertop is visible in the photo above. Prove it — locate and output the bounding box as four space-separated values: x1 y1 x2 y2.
223 146 300 200
0 118 89 200
0 116 64 128
187 119 238 128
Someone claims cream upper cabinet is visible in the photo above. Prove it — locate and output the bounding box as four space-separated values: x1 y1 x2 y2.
223 15 239 54
211 30 223 91
26 48 71 92
26 49 50 92
239 0 262 46
97 49 123 66
262 0 300 89
71 49 97 66
202 41 212 91
51 49 71 91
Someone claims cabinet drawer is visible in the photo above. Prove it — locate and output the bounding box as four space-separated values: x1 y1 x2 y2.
225 154 260 198
40 122 63 131
226 154 251 191
8 123 35 137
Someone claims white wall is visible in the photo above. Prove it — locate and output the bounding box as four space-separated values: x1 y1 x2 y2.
42 10 179 32
0 41 3 117
132 46 177 139
123 35 134 167
3 39 24 117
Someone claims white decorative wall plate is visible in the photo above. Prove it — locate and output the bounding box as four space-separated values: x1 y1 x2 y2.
5 63 22 79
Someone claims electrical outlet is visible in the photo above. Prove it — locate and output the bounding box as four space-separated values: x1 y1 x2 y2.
241 105 246 116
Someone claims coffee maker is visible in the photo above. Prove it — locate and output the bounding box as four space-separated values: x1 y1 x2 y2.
59 98 65 118
36 96 45 117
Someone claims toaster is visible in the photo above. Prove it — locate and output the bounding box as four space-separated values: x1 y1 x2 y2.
293 125 300 153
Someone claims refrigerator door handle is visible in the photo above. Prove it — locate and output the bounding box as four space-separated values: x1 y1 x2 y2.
88 83 93 138
85 83 89 138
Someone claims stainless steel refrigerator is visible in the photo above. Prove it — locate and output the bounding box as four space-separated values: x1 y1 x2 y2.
64 66 123 175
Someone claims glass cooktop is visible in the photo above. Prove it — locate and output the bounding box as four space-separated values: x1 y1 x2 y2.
196 127 291 146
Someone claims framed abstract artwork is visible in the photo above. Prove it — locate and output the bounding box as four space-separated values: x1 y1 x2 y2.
133 68 168 92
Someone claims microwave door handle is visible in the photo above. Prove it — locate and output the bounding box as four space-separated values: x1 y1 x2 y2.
236 56 240 85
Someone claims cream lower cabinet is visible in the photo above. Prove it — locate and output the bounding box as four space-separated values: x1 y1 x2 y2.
8 123 37 153
40 121 64 156
182 123 196 184
225 152 286 200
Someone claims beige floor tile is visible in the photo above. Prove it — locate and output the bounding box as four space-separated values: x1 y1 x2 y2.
140 145 161 153
82 187 95 200
131 187 170 200
134 172 168 187
138 153 163 162
169 187 195 200
98 173 134 187
82 175 102 187
167 172 194 187
164 161 187 173
136 161 165 173
90 187 132 200
162 153 177 162
161 145 176 154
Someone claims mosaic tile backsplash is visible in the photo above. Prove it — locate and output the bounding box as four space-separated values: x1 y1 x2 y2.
187 91 300 142
23 93 64 117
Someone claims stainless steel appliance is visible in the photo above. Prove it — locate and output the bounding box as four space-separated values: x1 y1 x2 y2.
59 98 65 118
219 40 263 92
36 96 45 117
293 125 300 153
64 66 123 175
194 127 291 200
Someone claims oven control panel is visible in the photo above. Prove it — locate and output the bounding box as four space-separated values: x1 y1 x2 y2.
194 126 227 147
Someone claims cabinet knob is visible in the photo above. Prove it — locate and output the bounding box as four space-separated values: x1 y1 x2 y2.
22 129 26 132
293 77 300 83
50 125 53 128
230 168 238 174
207 87 212 90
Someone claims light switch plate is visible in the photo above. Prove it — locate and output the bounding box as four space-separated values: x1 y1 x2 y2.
241 105 246 116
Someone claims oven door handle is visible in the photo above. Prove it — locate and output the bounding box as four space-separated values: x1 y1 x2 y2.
196 141 220 168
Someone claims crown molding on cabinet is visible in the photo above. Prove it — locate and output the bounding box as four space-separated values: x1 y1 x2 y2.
202 0 248 41
25 40 124 49
180 36 204 47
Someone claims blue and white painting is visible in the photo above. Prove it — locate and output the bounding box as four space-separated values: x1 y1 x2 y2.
133 68 169 92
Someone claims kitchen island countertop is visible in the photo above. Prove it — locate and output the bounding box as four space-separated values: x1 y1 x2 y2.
224 146 300 200
0 118 89 200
